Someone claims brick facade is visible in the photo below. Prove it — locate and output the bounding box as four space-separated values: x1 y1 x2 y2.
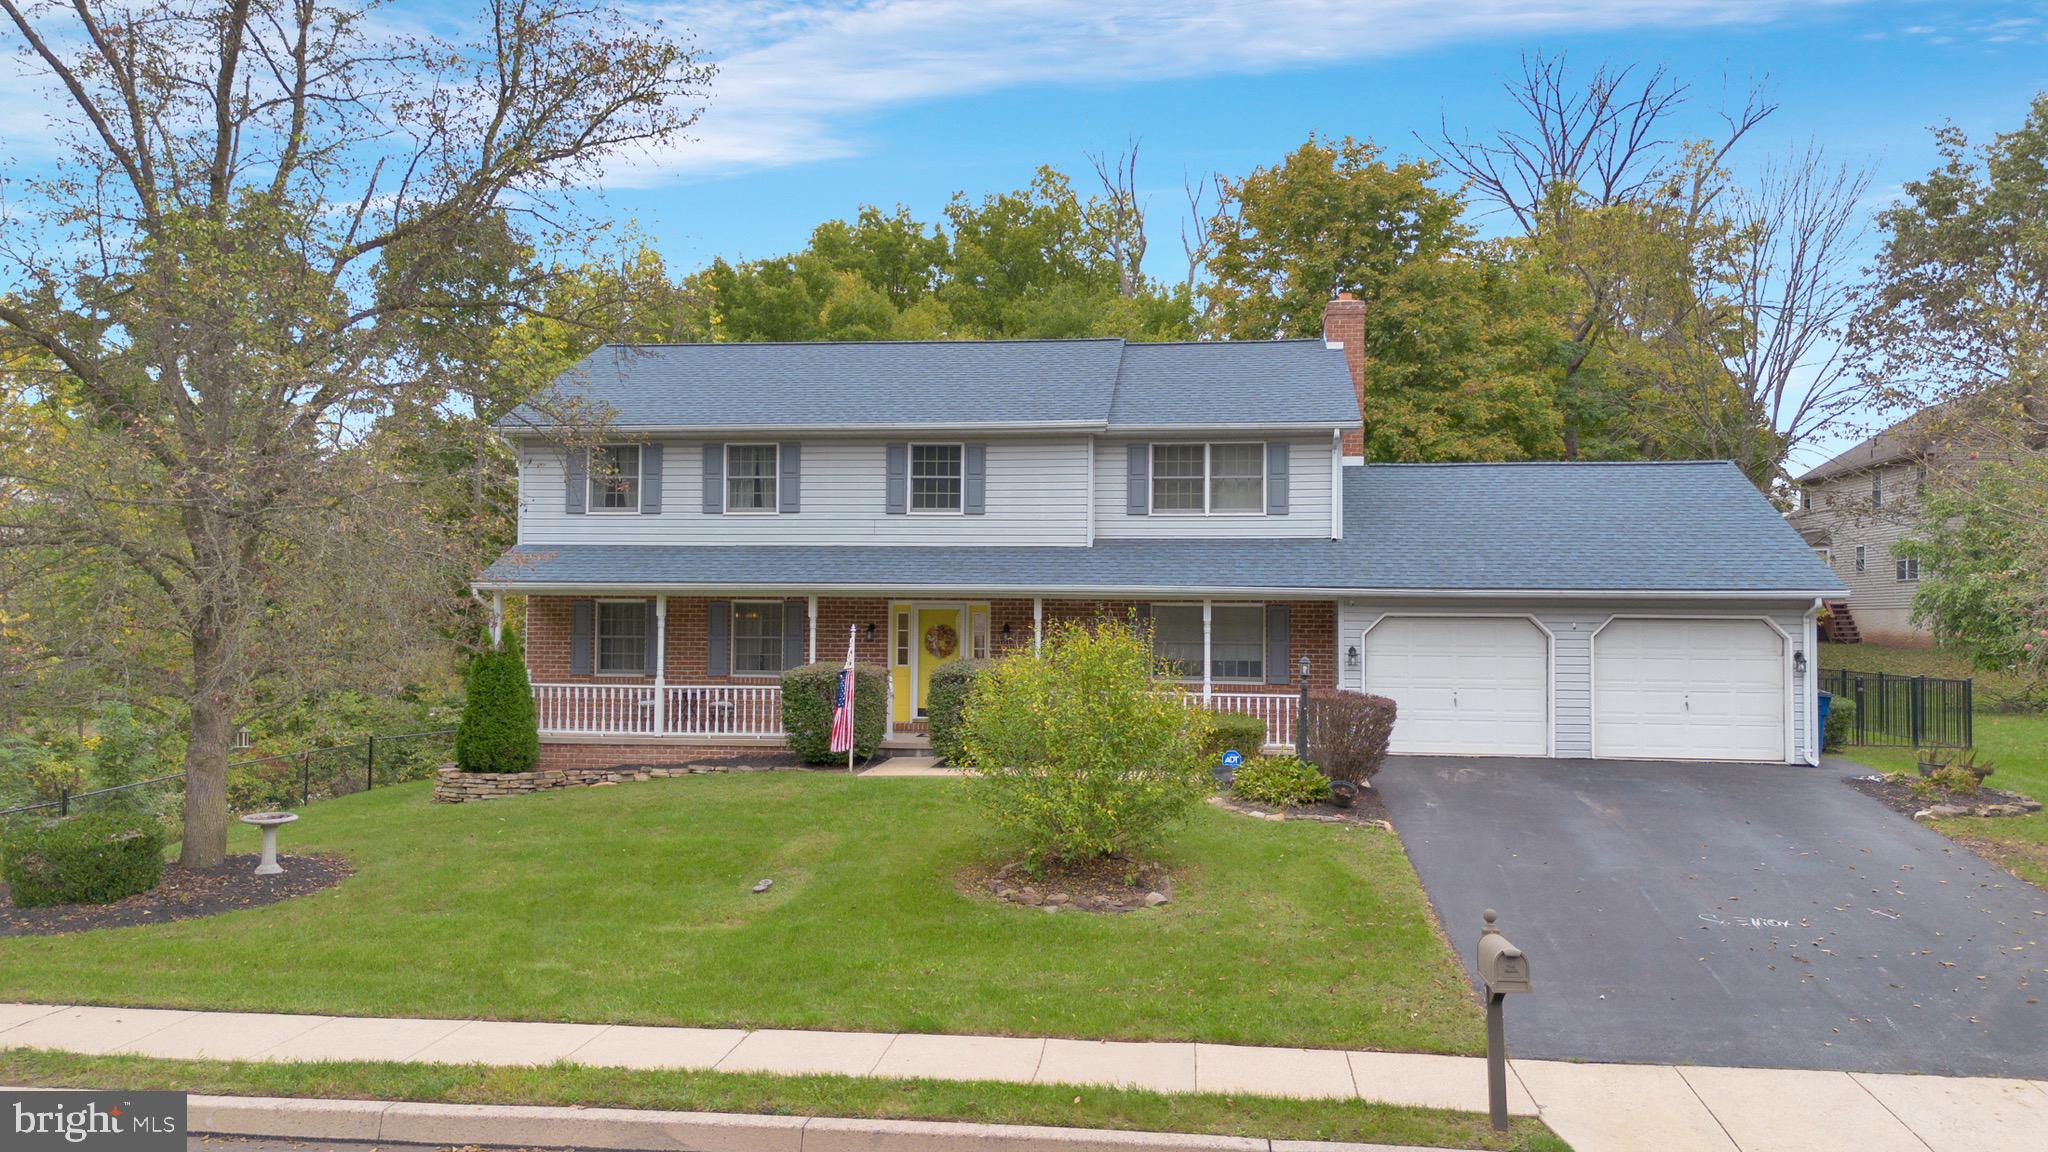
525 593 1337 698
534 740 770 773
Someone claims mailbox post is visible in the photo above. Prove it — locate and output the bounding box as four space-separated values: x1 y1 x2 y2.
1477 909 1530 1131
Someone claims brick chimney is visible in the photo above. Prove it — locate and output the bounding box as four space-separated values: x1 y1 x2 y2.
1322 292 1367 456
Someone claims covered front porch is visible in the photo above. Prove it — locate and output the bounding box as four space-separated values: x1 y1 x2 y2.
497 592 1334 762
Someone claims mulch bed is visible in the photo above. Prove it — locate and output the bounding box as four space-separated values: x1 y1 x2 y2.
1212 784 1393 828
1844 774 2043 822
957 856 1177 914
0 853 351 937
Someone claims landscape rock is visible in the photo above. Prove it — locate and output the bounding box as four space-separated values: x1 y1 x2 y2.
1144 891 1169 907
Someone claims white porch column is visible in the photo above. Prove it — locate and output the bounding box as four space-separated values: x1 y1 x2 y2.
1201 599 1213 703
652 596 668 735
488 592 504 648
808 595 819 664
1033 597 1043 654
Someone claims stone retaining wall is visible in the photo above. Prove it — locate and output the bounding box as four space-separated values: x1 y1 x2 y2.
433 762 780 803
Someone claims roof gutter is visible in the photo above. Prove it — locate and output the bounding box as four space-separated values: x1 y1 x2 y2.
470 578 1847 601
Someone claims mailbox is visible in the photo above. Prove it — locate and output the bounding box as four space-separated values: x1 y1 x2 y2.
1477 909 1530 995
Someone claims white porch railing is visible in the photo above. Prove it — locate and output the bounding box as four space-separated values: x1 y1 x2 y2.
1206 692 1299 751
533 683 784 739
664 684 784 738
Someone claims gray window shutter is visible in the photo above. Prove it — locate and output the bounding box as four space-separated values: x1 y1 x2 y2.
1133 603 1151 634
570 600 593 675
1266 443 1289 515
643 600 659 672
702 444 724 515
641 443 663 514
783 599 806 669
1126 444 1148 516
885 443 908 515
1265 604 1291 685
780 443 801 513
964 442 987 515
564 449 587 515
706 601 730 676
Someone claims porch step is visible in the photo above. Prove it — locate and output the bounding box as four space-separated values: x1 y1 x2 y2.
1821 600 1861 644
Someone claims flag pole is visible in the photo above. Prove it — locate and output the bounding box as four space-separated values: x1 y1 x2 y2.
847 623 858 774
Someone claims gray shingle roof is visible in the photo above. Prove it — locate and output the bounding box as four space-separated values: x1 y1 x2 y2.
1110 341 1360 427
498 338 1362 432
478 461 1843 596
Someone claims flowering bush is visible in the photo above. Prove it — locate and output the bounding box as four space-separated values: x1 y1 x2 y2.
962 619 1212 864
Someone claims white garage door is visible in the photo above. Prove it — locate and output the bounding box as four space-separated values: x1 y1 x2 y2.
1594 619 1786 761
1364 617 1549 755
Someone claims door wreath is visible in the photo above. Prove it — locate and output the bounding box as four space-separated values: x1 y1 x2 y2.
923 622 959 659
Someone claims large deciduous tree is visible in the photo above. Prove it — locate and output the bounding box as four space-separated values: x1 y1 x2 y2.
0 0 709 865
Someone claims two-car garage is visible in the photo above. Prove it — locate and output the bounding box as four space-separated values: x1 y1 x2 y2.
1351 610 1803 763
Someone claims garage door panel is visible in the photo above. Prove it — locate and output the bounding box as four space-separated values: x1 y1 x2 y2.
1365 617 1549 756
1594 619 1785 762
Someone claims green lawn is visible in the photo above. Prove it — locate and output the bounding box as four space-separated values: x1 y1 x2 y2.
1822 643 2048 890
0 1049 1568 1151
0 773 1482 1054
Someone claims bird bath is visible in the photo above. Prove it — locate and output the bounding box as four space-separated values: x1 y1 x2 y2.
239 811 299 875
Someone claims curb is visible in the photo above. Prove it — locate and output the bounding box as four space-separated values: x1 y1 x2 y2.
180 1092 1457 1152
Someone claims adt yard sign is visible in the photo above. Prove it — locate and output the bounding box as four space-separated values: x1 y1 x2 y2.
1221 750 1243 769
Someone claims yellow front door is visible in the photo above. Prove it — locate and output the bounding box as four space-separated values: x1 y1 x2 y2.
913 607 965 716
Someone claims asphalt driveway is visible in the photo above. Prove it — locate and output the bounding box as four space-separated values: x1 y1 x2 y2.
1375 756 2047 1077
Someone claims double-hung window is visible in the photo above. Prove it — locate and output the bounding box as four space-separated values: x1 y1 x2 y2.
1896 557 1920 582
1148 604 1265 683
910 444 964 513
590 445 641 513
1150 443 1265 515
1855 545 1867 573
726 445 778 513
731 601 786 675
595 601 649 674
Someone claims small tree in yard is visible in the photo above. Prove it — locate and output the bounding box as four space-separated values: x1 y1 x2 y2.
455 631 539 774
962 619 1211 865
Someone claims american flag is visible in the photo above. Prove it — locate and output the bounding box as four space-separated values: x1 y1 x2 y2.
828 624 857 755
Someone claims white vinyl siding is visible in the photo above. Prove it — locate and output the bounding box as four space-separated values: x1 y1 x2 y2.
519 436 1089 546
1097 438 1332 538
1338 598 1816 763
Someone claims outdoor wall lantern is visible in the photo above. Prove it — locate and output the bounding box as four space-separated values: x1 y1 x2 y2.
1002 623 1012 639
865 623 876 641
1794 650 1807 675
1346 645 1360 670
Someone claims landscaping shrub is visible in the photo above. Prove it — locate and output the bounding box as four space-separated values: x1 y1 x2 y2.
925 660 989 765
1304 691 1397 783
1201 712 1270 761
962 619 1211 864
1 810 164 907
1822 694 1856 752
455 629 540 773
1929 765 1981 796
1230 754 1330 807
781 662 888 764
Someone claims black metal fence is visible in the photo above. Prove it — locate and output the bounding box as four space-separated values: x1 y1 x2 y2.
0 728 455 827
1819 669 1973 748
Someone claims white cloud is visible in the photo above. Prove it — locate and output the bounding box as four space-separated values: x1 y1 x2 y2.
603 0 1861 185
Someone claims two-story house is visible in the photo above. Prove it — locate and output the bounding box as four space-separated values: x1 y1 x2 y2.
1789 415 1942 646
475 298 1843 769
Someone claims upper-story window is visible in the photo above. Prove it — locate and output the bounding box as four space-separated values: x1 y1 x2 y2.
1896 557 1920 582
1871 473 1883 508
726 445 778 513
910 444 964 513
590 445 641 513
595 600 649 674
1151 443 1265 515
1798 489 1812 512
1855 545 1867 573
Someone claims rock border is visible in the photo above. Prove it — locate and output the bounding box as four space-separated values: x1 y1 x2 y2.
433 763 771 803
976 860 1174 915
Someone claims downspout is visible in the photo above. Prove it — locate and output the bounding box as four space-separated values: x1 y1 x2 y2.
1808 596 1824 766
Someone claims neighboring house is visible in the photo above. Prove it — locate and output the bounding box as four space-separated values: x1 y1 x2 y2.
1789 416 1942 647
475 298 1843 768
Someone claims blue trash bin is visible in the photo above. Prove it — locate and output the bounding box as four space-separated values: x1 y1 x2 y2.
1817 690 1833 745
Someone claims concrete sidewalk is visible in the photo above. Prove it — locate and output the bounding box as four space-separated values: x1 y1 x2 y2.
5 1002 2047 1152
